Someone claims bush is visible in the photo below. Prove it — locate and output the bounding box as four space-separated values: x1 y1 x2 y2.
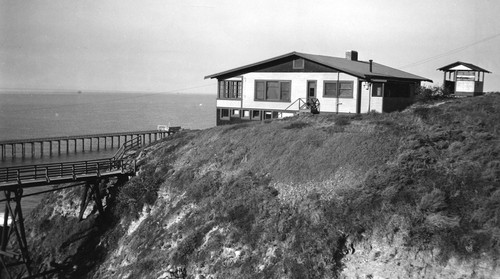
117 162 168 218
414 85 452 102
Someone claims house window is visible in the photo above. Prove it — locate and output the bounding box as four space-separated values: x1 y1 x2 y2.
242 110 250 119
218 80 242 99
220 109 230 119
372 83 383 97
231 109 240 116
264 111 273 119
255 80 291 102
293 58 305 69
323 81 354 98
251 110 261 120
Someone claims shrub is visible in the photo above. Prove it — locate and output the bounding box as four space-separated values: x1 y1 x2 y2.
414 85 452 102
117 162 168 218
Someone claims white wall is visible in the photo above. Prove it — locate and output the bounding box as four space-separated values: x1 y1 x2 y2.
240 72 359 113
216 99 242 108
360 82 371 113
370 96 383 113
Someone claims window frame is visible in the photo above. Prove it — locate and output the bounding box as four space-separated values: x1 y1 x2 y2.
218 80 243 99
242 110 250 119
231 109 240 117
254 80 292 102
220 108 230 120
323 80 354 98
251 110 261 121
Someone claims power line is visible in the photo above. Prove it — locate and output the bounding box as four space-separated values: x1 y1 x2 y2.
399 31 500 69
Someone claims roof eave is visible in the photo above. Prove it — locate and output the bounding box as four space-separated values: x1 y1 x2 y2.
366 74 432 83
205 51 301 79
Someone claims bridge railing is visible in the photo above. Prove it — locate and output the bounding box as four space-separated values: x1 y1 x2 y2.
113 135 142 161
0 158 128 184
0 127 182 186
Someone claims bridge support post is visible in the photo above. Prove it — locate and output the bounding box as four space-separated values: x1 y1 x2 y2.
0 188 33 278
78 180 105 221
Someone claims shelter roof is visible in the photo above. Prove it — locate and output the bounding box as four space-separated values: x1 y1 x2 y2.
437 61 491 73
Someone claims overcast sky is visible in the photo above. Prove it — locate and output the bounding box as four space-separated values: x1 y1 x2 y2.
1 0 499 94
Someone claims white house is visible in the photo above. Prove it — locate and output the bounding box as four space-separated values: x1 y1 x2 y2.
205 51 432 125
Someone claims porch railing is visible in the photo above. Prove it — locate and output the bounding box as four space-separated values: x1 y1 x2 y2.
285 98 320 114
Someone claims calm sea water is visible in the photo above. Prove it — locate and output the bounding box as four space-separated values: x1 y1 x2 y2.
0 92 215 213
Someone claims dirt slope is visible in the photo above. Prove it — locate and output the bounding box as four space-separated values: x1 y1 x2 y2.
25 94 500 278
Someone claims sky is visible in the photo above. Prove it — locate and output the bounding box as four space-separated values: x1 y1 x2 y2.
1 0 500 94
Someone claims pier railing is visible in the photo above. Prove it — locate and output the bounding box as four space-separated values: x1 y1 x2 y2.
0 129 177 160
112 135 142 161
0 127 181 188
0 128 181 278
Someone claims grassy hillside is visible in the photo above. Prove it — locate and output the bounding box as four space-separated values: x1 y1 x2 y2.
26 94 500 278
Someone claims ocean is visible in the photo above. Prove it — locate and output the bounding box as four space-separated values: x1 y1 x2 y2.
0 92 216 213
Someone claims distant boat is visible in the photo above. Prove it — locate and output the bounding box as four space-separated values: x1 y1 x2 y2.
77 91 82 94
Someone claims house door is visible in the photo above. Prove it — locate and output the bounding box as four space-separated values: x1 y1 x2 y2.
307 81 317 99
372 82 384 97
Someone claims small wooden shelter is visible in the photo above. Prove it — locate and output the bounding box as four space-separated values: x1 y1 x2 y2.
438 62 491 96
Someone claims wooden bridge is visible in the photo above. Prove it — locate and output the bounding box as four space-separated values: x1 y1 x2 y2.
0 129 177 160
0 128 180 278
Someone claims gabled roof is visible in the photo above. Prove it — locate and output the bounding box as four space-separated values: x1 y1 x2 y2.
205 51 432 82
437 61 491 73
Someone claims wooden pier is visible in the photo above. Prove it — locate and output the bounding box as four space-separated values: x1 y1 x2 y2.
0 127 181 278
0 129 178 160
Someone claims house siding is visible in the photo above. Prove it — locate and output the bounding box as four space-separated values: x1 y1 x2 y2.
216 99 241 109
241 72 360 113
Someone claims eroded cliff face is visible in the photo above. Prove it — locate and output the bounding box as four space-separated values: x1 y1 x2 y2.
342 234 500 279
25 95 500 278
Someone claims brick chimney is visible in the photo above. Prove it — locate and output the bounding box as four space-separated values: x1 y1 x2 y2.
346 50 358 61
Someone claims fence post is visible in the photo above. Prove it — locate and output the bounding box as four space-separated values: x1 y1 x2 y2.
17 169 20 184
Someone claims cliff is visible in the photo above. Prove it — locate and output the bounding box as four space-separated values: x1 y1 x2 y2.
25 94 500 278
